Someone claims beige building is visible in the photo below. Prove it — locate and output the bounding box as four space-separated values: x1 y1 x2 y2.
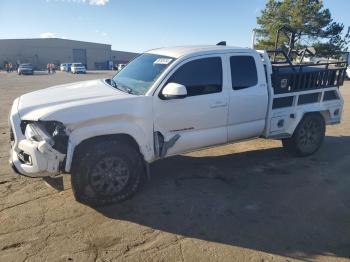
0 38 138 70
111 50 138 65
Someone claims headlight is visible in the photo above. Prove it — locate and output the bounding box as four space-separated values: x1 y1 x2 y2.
23 121 68 154
24 123 54 145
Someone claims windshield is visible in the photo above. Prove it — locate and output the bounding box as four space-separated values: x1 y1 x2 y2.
73 63 83 67
112 53 174 95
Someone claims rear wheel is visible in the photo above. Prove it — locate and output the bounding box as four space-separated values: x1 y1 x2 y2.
282 113 325 156
71 139 145 206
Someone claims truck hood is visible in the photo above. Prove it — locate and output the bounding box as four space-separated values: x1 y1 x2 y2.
18 79 133 122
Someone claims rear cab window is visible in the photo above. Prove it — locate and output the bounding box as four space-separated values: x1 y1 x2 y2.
230 56 258 90
167 57 223 96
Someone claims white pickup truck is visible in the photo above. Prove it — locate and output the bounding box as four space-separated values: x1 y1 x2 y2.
9 45 347 205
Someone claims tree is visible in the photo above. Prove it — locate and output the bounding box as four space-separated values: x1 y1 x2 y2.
255 0 349 55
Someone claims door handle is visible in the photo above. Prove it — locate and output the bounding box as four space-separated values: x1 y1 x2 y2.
210 101 227 108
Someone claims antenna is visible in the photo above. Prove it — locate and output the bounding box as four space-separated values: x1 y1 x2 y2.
252 29 256 49
216 41 226 46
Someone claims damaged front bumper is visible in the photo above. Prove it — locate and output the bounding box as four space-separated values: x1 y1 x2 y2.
9 138 65 177
8 98 66 177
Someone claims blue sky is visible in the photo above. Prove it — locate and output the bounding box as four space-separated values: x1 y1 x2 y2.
0 0 349 52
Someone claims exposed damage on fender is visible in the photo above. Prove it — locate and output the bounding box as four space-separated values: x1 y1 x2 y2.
154 131 181 158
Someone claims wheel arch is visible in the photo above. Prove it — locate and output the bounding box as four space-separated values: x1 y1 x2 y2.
300 111 327 126
287 110 327 136
69 133 143 172
62 117 154 173
65 126 154 173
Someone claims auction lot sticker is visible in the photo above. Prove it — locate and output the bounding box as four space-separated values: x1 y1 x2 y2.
154 58 173 64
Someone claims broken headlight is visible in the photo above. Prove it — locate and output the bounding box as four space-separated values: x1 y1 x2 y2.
49 122 69 154
40 121 69 154
23 121 68 154
24 122 54 145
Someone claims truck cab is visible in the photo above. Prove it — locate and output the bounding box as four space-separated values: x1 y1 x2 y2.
9 45 347 205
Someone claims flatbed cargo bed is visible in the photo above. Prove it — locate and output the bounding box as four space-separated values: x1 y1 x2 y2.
266 50 348 94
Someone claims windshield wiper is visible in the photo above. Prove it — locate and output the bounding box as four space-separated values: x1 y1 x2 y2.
123 86 135 94
109 79 127 93
116 83 137 95
109 78 138 95
109 78 117 87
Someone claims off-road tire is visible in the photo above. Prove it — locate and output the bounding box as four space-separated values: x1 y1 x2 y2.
282 113 325 156
71 139 144 206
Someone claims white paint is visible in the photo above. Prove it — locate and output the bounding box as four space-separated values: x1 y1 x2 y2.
161 83 187 97
153 53 229 156
8 46 345 177
226 52 268 141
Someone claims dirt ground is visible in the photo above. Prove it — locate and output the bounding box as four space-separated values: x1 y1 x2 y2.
0 70 349 262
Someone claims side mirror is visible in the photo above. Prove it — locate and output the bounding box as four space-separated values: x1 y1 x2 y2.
161 83 187 99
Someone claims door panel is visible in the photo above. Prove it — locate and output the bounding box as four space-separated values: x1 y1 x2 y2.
227 54 268 141
153 56 229 156
154 92 228 156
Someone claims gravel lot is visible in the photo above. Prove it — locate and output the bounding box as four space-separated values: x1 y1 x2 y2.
0 70 349 262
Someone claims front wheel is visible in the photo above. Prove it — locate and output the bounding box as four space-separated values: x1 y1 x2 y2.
282 113 325 156
71 139 145 206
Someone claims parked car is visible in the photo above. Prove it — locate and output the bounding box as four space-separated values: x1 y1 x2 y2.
60 63 72 72
8 45 347 206
17 63 34 75
71 63 86 74
117 63 126 71
346 65 350 79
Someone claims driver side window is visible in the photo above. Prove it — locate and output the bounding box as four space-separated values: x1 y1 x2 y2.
167 57 222 96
